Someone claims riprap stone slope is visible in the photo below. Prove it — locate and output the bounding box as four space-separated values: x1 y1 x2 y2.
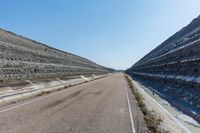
127 15 200 122
0 29 112 82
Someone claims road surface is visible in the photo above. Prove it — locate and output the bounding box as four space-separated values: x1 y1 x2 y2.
0 73 145 133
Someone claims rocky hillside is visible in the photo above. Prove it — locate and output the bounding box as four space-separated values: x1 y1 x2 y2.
127 15 200 122
0 29 112 82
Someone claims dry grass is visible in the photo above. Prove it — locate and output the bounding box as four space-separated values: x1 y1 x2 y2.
125 75 169 133
37 91 51 97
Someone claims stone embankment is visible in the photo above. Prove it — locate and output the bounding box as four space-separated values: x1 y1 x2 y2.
0 29 112 82
127 15 200 122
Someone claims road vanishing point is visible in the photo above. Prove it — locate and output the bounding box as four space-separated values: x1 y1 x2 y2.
0 73 144 133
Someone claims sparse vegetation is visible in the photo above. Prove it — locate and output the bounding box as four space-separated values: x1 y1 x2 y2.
37 91 51 97
125 75 169 133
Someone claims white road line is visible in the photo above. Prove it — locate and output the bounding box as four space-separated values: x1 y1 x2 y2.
125 87 136 133
0 75 108 113
0 86 75 113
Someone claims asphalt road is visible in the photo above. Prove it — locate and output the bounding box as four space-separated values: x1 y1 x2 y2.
0 73 136 133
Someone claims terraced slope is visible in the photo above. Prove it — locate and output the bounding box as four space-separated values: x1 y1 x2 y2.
127 15 200 122
0 29 112 82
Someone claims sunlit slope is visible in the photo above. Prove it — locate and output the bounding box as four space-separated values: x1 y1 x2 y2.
127 15 200 122
0 29 113 82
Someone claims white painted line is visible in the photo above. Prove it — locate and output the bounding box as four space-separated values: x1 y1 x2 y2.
125 87 136 133
0 85 75 113
0 75 108 113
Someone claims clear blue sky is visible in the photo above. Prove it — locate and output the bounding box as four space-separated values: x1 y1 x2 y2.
1 0 200 69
